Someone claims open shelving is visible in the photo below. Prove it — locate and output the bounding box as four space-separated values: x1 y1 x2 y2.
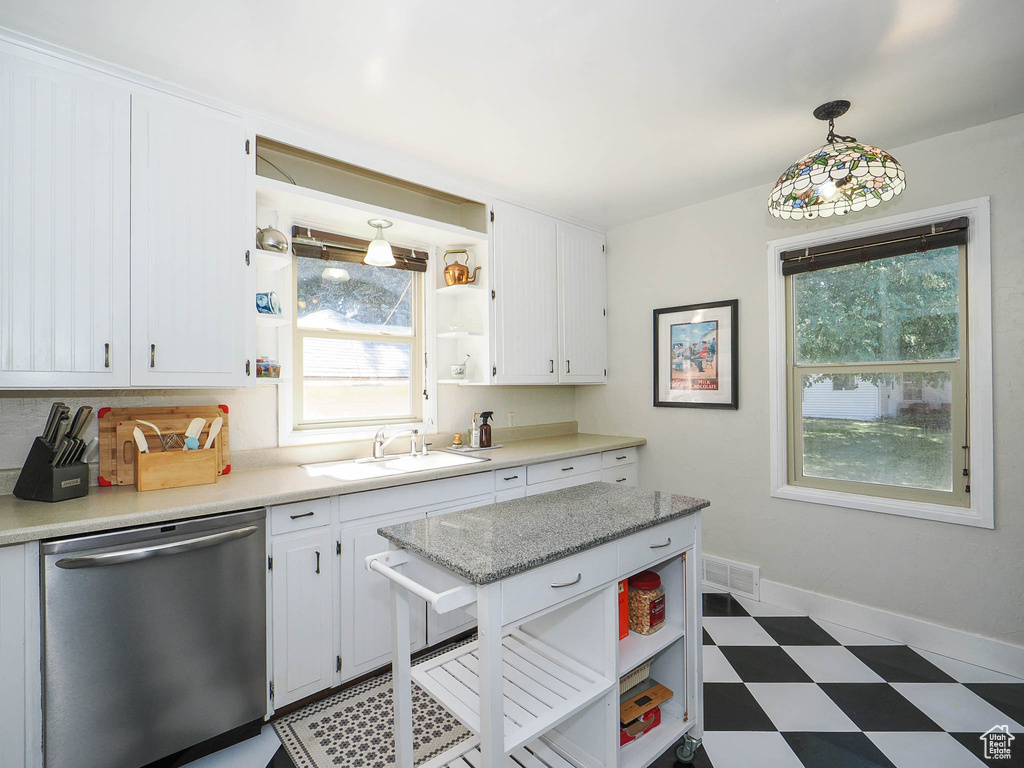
619 703 694 768
619 617 686 676
411 629 616 756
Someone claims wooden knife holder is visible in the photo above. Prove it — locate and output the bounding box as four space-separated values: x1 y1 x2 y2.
134 446 220 492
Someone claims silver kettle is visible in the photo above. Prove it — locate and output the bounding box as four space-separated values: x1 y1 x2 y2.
256 226 289 253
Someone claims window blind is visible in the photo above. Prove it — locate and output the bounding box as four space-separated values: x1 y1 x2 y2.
779 217 968 276
290 226 429 273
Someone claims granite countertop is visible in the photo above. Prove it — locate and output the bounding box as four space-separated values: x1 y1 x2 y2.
0 432 645 546
378 483 709 584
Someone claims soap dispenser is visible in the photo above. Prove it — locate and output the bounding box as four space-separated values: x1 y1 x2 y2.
479 411 494 448
470 412 481 449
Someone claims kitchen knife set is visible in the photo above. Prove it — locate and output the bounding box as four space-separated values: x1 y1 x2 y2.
41 403 93 467
13 402 94 503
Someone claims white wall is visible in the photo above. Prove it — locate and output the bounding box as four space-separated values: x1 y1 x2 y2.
576 113 1024 646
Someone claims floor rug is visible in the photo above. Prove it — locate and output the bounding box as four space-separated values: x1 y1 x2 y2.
273 645 472 768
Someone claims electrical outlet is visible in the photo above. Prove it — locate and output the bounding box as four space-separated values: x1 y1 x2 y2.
507 412 518 427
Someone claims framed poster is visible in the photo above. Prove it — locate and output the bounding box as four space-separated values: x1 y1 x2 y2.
653 299 738 409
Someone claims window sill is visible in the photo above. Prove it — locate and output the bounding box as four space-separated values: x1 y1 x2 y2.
771 483 992 529
279 420 432 447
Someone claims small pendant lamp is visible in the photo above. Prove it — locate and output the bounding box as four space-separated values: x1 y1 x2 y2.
768 100 905 220
364 219 396 266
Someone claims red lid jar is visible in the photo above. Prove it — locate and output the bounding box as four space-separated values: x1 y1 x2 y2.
627 570 665 635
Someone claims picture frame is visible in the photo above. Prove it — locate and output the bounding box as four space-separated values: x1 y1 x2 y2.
653 299 738 409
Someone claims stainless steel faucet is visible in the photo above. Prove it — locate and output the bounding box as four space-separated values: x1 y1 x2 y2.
372 427 419 459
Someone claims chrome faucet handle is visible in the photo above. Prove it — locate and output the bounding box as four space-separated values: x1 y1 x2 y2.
374 426 386 444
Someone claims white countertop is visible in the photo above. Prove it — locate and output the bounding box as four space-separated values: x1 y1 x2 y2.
0 433 645 546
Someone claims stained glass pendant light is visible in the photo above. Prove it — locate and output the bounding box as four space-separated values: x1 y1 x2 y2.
768 100 905 220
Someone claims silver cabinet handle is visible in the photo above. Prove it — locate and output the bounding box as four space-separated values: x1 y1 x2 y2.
616 478 627 483
503 475 519 481
104 343 110 368
650 537 672 549
566 360 571 374
315 550 321 574
290 511 315 520
561 466 574 472
55 526 259 569
551 573 582 588
549 359 554 373
150 343 156 368
616 455 628 460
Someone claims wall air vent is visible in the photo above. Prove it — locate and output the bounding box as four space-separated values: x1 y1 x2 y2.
702 555 760 600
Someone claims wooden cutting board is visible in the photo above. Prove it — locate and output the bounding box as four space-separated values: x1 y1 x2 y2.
97 405 231 487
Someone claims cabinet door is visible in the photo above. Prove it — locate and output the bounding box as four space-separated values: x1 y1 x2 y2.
425 495 493 645
0 544 43 768
0 51 130 388
130 92 249 387
557 223 607 383
271 528 335 707
492 201 559 383
338 511 427 681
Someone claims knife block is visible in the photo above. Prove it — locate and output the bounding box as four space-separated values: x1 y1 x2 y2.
13 437 89 503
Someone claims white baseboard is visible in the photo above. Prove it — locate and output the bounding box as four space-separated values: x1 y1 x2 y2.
760 579 1024 680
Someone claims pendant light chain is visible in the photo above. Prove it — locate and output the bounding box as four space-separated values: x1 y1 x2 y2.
825 116 857 145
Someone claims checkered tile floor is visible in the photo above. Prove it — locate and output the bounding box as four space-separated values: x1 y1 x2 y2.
683 592 1024 768
191 592 1023 768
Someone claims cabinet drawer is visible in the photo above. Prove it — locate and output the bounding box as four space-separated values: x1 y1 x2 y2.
617 517 695 577
602 465 638 487
495 466 526 491
269 498 333 535
526 453 601 485
524 471 602 496
602 447 637 469
501 542 616 626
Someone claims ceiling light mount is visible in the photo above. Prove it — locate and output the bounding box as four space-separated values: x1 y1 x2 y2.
812 99 851 122
767 100 905 220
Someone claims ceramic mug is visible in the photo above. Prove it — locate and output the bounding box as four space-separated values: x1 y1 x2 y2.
256 291 282 315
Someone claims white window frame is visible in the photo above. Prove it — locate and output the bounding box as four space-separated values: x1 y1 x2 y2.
767 197 993 528
277 246 438 447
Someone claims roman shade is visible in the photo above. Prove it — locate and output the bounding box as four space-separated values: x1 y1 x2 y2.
291 226 428 272
779 217 969 276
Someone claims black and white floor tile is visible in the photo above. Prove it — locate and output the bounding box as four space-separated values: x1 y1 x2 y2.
691 591 1024 768
191 591 1023 768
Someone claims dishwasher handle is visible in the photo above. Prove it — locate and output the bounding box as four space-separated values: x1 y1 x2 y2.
54 525 260 569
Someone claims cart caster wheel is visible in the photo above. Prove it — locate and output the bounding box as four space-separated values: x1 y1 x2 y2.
676 735 702 763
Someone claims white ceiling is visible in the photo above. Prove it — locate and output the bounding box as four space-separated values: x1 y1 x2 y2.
2 0 1023 227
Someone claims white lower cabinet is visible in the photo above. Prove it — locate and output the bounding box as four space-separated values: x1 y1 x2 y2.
268 448 642 694
0 543 42 768
338 509 428 681
270 525 336 708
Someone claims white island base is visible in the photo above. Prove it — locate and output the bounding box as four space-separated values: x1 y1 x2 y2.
370 494 704 768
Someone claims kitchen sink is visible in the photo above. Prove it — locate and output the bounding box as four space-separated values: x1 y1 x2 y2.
302 451 488 481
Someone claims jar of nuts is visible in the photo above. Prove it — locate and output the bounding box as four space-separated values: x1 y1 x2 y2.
627 570 665 635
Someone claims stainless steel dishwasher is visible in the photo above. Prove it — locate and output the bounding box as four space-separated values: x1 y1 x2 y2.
42 508 267 768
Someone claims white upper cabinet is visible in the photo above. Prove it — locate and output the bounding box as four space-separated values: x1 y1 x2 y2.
492 201 559 384
0 50 131 389
492 202 606 385
130 92 250 387
557 222 607 383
